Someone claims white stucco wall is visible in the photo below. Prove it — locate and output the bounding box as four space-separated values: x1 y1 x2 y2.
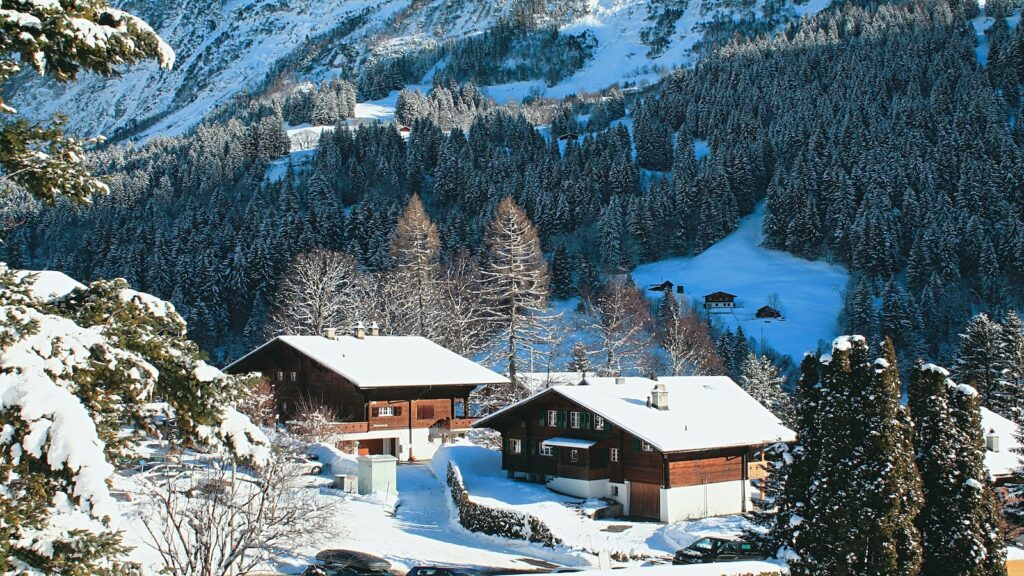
330 427 444 462
547 477 610 499
660 480 752 522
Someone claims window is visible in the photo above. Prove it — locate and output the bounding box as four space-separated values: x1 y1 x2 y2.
610 486 619 496
569 411 581 429
417 404 435 420
641 441 654 452
691 538 714 552
610 448 620 462
276 371 283 381
547 410 558 427
593 415 605 430
376 406 395 417
540 444 554 457
289 371 297 382
510 438 522 454
569 449 579 462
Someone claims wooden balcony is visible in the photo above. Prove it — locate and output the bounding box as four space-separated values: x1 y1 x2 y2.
748 460 770 481
327 421 369 434
430 417 478 431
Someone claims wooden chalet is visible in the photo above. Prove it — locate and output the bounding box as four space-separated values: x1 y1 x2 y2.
225 326 508 461
703 291 736 311
755 305 782 319
474 376 795 522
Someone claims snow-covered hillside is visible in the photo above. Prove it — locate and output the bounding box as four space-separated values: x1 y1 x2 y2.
631 203 849 362
7 0 832 142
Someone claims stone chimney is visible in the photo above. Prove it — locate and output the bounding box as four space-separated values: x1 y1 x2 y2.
986 429 1000 452
651 382 670 411
354 321 366 340
324 327 337 340
369 321 380 337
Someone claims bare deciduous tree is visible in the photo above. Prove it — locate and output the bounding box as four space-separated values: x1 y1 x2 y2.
236 375 277 427
268 250 373 337
290 395 340 443
587 276 653 376
139 450 341 576
658 295 724 376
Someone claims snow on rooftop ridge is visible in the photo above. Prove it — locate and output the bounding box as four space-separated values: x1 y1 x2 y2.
478 375 795 453
980 407 1022 479
231 334 508 388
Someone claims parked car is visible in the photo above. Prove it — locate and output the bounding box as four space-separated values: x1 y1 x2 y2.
672 537 765 565
288 454 323 475
406 567 477 576
302 550 391 576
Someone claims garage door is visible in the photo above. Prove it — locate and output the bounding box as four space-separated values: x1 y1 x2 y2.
630 482 661 520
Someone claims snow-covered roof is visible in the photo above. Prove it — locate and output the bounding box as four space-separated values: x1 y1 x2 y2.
225 335 508 389
14 270 85 302
543 437 598 449
477 376 795 453
517 371 587 394
981 407 1021 479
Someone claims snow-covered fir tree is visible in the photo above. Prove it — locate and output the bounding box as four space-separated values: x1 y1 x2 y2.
738 352 793 423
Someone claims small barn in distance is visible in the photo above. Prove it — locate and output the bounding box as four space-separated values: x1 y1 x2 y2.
755 305 782 319
704 291 736 311
647 280 674 293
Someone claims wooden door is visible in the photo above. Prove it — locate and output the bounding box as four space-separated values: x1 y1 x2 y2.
360 438 384 455
630 482 661 520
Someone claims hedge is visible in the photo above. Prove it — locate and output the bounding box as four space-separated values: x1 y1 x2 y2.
445 462 561 548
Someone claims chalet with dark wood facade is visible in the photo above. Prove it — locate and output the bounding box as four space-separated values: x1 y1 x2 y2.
703 291 737 310
225 329 508 461
474 376 795 522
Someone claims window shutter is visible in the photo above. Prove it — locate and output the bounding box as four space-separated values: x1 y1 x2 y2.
539 412 546 426
371 407 379 417
503 438 509 452
582 412 591 429
632 438 640 451
530 442 537 455
558 411 566 427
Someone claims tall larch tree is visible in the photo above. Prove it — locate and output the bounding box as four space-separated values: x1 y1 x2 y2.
389 193 442 337
479 196 550 408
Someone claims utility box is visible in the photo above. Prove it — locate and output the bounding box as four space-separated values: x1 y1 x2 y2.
357 455 398 496
333 474 358 493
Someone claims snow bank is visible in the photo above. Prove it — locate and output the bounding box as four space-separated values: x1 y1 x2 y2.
309 442 359 476
661 516 755 551
584 562 785 576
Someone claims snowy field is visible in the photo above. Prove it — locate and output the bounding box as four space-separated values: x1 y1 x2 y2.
630 204 849 362
431 442 754 561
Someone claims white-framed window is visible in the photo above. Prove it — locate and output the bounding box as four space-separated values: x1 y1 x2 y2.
569 411 581 429
289 371 297 382
641 441 654 452
276 371 284 381
570 449 579 462
610 448 620 462
510 438 522 454
540 444 554 457
378 406 395 417
593 415 605 430
547 410 558 427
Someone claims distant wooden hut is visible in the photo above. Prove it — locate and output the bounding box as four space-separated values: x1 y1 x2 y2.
756 305 782 319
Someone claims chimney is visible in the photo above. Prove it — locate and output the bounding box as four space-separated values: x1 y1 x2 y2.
354 321 366 340
369 321 380 337
651 382 670 411
986 430 1000 453
614 375 625 385
324 327 337 340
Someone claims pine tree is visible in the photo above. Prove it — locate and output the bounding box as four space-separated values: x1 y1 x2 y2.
567 341 591 374
479 196 551 406
0 0 173 204
997 310 1024 423
790 337 923 576
954 313 1006 412
738 352 793 423
909 361 1006 576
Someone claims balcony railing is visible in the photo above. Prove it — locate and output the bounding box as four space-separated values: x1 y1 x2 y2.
326 421 369 434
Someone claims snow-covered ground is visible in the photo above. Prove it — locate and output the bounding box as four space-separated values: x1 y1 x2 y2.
630 203 849 362
431 442 753 561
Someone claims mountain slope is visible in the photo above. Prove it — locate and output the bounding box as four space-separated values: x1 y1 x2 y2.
6 0 831 142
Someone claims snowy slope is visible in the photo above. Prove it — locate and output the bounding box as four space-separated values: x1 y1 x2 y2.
8 0 832 142
630 204 849 362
